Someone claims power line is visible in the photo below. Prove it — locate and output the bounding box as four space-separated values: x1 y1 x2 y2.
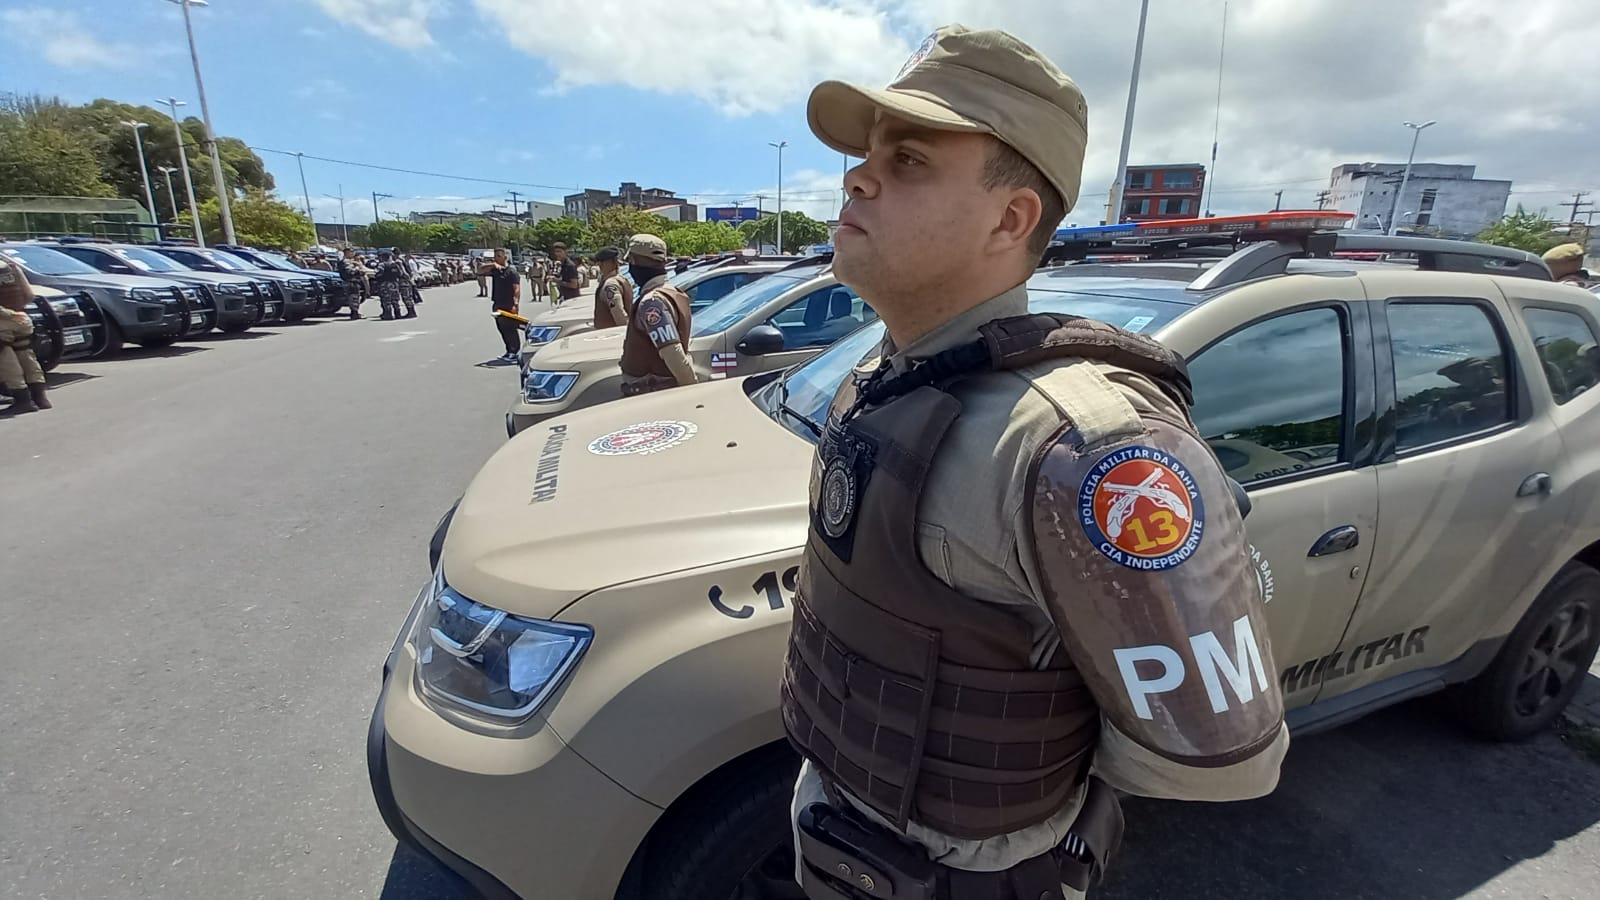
250 146 577 193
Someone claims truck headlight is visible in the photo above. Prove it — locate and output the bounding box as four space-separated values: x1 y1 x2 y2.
411 576 592 722
523 370 578 402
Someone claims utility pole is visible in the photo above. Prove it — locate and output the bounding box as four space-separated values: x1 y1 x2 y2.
1315 189 1331 211
295 152 315 242
1108 0 1151 224
337 183 349 244
168 0 237 244
507 190 522 227
371 192 393 225
769 141 788 252
156 97 203 245
1562 191 1591 224
1273 190 1284 211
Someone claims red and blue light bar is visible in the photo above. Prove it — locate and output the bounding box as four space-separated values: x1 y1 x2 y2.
1052 211 1356 245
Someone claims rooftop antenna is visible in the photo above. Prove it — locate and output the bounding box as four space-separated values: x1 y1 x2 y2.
1203 0 1228 218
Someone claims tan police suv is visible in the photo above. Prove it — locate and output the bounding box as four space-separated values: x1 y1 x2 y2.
506 257 875 436
371 222 1600 900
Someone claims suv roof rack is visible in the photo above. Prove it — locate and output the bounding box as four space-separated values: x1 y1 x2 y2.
774 252 833 273
1041 212 1552 290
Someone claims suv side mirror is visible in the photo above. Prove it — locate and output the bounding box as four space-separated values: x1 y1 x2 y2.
736 323 786 355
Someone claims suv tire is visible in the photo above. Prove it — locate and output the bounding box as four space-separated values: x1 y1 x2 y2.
647 751 803 900
1456 561 1600 740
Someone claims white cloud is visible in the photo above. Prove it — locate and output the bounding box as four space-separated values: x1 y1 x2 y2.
310 0 444 50
472 0 914 116
0 7 156 69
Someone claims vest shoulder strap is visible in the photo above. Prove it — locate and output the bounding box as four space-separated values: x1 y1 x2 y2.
978 313 1193 407
1013 359 1143 450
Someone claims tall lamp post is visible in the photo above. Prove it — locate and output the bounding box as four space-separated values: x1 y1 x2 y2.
156 97 204 245
1389 119 1436 236
769 141 787 253
155 165 180 226
165 0 236 244
121 120 158 230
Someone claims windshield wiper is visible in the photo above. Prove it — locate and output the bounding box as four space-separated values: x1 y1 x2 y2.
774 378 821 438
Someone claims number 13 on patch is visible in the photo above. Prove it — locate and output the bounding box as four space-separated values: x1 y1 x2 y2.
1080 448 1206 571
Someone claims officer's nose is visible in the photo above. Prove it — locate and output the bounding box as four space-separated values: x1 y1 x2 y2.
843 160 876 200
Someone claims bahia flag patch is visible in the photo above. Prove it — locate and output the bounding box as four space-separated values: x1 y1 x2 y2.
710 352 739 379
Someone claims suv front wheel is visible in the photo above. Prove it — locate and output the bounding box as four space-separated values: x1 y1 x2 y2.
1456 561 1600 740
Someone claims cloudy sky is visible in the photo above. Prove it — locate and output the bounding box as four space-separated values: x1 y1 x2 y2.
4 0 1597 227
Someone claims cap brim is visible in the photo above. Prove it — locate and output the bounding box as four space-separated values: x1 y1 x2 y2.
807 80 992 157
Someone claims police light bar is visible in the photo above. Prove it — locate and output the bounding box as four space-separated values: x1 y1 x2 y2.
1134 210 1355 238
1052 223 1138 244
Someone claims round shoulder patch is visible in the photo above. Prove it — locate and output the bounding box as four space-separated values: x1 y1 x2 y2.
1078 445 1205 571
588 420 698 456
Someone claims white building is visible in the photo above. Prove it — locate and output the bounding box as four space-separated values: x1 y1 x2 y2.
1327 163 1511 238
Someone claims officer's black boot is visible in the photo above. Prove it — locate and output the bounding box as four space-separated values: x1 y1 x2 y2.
2 385 38 415
28 382 51 409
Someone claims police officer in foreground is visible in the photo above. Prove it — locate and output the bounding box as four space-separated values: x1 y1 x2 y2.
591 246 633 329
780 26 1288 900
618 233 697 395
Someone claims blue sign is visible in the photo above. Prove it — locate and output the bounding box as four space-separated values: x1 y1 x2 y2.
706 206 762 225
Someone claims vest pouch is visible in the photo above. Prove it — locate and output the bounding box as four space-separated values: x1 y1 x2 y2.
796 802 938 900
784 566 942 830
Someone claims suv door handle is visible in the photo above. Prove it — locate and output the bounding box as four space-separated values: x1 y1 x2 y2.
1308 525 1360 558
1517 473 1552 498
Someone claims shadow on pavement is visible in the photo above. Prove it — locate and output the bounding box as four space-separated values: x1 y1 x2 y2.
379 844 473 900
474 358 517 368
42 371 98 388
374 700 1600 900
1100 699 1600 900
193 329 279 342
105 344 210 361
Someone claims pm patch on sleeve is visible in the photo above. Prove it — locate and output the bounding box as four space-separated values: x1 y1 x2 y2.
1079 445 1205 571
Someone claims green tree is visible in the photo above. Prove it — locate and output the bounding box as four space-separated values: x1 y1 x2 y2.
424 222 469 253
586 207 673 251
739 210 830 252
0 117 115 197
365 219 430 252
178 189 315 249
1476 206 1564 255
663 221 748 256
525 216 592 252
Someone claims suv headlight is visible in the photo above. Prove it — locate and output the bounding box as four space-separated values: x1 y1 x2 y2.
218 282 247 295
411 575 592 722
48 298 81 314
525 325 562 344
523 370 579 402
129 287 166 303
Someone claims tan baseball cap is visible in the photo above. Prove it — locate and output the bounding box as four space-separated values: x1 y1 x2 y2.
628 233 670 263
1542 242 1586 262
807 25 1088 211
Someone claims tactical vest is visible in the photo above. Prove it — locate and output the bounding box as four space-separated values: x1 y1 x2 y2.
620 285 693 379
780 313 1193 841
592 274 632 330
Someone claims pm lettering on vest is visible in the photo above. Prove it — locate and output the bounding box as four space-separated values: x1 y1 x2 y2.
1114 614 1270 719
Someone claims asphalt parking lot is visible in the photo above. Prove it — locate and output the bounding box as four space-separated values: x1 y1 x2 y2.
2 279 1598 900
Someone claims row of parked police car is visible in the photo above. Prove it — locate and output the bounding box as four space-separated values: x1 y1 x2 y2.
1 238 461 371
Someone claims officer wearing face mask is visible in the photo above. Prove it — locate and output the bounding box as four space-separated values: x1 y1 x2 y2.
619 233 698 396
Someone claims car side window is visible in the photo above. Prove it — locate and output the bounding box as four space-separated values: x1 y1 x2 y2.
1387 302 1512 452
688 274 739 304
1522 307 1600 404
769 285 875 350
1188 307 1347 484
59 248 113 271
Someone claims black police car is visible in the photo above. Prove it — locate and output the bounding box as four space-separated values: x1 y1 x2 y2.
212 245 351 317
148 244 315 322
43 240 267 334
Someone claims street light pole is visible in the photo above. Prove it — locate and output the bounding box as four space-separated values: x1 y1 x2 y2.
122 121 158 229
372 192 393 224
338 184 349 244
156 97 204 245
1389 119 1436 236
295 152 317 244
167 0 236 244
1108 0 1150 225
156 166 179 224
769 141 787 252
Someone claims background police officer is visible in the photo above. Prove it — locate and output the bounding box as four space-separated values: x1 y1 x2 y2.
485 247 521 363
338 247 371 320
618 233 697 395
591 246 632 329
0 257 51 414
1543 242 1591 285
780 26 1288 900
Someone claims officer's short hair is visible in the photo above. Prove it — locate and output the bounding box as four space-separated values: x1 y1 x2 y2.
982 139 1064 263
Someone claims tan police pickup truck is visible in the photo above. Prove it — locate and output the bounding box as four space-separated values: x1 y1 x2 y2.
372 225 1600 900
506 258 875 436
518 258 795 369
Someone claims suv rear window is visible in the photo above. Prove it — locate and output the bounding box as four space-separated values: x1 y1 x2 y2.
1388 302 1512 452
1522 307 1600 404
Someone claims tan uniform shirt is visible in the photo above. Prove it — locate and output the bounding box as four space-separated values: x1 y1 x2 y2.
793 284 1288 881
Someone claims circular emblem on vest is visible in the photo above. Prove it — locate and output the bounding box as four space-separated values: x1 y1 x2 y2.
819 457 858 539
1078 445 1205 571
588 420 699 456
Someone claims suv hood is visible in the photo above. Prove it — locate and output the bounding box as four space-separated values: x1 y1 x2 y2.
160 270 256 286
443 377 812 619
36 271 183 291
531 305 594 327
526 328 629 370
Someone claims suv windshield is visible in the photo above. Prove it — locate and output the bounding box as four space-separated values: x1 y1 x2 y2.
1 244 102 275
692 272 812 337
762 287 1190 442
191 249 255 272
111 246 186 273
253 250 301 270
